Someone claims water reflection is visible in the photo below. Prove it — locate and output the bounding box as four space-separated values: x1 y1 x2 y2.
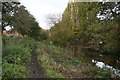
92 60 120 77
76 49 120 77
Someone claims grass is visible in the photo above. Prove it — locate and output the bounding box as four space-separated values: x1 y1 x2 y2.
46 70 64 78
36 47 65 78
3 37 116 78
36 41 85 78
36 40 117 78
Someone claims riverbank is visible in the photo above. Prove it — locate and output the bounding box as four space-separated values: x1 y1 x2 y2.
2 36 120 78
36 41 120 78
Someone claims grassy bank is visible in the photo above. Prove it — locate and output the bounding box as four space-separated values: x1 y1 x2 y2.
2 36 119 78
36 41 118 78
2 36 37 79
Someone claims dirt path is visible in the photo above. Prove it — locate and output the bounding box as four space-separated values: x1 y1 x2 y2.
28 47 45 78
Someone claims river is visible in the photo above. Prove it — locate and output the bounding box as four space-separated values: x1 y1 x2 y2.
76 49 120 77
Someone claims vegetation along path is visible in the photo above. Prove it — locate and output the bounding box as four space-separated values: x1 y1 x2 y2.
28 46 45 78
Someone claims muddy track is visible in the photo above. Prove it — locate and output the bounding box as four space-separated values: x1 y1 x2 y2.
28 47 45 78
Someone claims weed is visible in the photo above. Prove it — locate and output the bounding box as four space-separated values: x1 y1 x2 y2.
2 37 37 78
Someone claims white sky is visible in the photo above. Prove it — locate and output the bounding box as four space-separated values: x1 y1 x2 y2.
19 0 69 30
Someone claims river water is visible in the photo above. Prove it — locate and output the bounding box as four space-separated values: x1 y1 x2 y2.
77 49 120 77
92 59 120 77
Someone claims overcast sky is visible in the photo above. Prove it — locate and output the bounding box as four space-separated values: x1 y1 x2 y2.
19 0 69 30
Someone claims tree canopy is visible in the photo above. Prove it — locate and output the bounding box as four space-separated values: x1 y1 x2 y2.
2 2 46 40
49 2 120 56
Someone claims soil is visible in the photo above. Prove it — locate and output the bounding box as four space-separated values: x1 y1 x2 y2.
28 47 45 78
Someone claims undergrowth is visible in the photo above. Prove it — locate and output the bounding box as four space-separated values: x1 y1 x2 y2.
36 41 116 78
2 36 37 79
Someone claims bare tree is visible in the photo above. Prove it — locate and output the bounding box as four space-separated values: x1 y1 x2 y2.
46 13 62 28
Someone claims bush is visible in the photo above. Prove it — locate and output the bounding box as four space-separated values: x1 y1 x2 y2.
2 62 27 79
3 44 31 64
2 37 37 78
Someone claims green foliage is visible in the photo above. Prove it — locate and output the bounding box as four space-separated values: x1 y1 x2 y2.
2 2 46 40
99 2 120 19
2 2 20 29
90 66 111 78
49 2 120 56
51 53 64 61
3 62 27 79
46 70 64 78
36 41 114 78
67 59 83 66
2 36 37 78
3 44 30 64
36 47 65 78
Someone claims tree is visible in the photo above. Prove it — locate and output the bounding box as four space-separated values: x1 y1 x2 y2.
49 2 120 56
99 2 120 20
2 2 42 40
2 2 20 30
97 2 120 55
46 13 62 28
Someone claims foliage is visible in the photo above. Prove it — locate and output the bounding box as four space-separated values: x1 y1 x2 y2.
89 66 111 78
36 41 65 78
2 36 37 78
36 41 115 78
49 2 120 56
2 2 46 40
99 2 120 20
3 62 27 79
2 2 20 30
46 70 64 78
3 45 31 64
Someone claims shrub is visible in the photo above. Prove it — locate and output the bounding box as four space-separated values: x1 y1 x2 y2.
3 44 31 64
2 37 37 78
2 62 27 79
